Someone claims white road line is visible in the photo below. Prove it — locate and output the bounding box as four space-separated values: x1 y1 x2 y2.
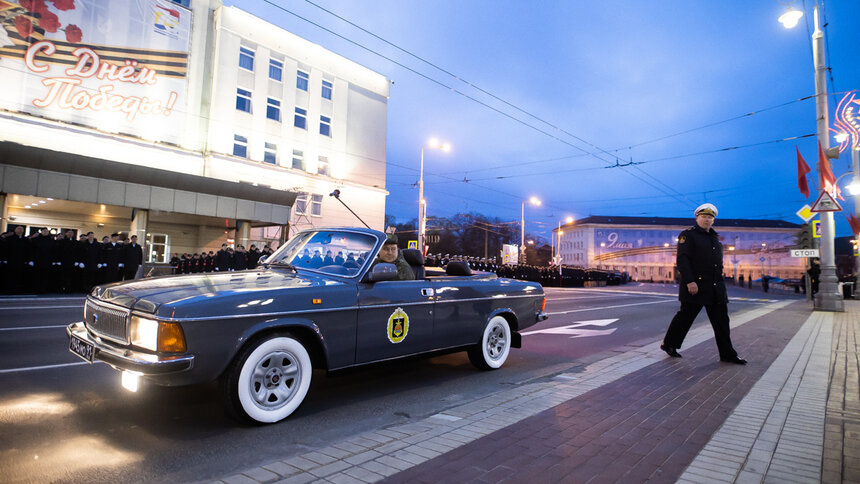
0 305 83 310
546 299 675 315
545 287 677 297
0 361 101 374
548 294 672 303
0 325 68 331
0 297 84 301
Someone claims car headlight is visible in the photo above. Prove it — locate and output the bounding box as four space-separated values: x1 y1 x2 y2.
130 315 187 353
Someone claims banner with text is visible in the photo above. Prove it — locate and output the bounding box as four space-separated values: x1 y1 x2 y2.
0 0 192 145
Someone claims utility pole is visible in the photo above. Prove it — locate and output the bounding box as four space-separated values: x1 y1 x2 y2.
811 6 844 311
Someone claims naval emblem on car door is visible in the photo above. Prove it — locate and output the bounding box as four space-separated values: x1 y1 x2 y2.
387 307 409 344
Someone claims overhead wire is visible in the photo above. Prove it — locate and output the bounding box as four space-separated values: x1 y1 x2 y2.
267 0 696 207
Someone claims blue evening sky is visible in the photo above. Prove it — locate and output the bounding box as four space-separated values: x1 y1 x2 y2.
227 0 860 239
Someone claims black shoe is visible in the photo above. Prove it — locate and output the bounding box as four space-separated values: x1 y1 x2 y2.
660 344 682 358
721 356 747 365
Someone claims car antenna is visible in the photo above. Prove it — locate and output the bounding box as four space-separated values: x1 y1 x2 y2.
329 190 371 229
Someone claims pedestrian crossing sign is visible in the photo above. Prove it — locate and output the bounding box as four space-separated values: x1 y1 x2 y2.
407 240 418 249
812 220 821 238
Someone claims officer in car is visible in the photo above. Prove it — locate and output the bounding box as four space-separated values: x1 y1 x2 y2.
661 203 746 364
371 234 414 280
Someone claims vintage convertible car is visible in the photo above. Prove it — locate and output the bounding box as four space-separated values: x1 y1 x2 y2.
67 228 548 424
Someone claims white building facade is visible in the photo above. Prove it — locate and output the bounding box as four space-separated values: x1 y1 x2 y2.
0 0 388 261
556 216 806 283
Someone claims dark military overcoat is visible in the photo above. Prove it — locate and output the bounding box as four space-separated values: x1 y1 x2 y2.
676 225 728 304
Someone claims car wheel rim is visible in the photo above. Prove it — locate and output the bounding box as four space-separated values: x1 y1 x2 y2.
486 323 507 361
249 350 302 410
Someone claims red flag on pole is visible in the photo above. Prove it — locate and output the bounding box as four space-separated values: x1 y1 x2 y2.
818 141 844 200
796 146 811 198
846 213 860 236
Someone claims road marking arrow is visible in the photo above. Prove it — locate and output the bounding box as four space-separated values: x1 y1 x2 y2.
521 319 619 338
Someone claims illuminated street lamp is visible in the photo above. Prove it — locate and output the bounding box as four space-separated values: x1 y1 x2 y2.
777 7 803 28
520 197 541 263
418 138 451 252
554 216 574 265
782 6 844 311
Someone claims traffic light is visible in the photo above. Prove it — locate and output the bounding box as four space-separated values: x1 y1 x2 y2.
797 223 813 249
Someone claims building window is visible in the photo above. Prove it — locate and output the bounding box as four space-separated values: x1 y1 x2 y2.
296 70 309 91
236 88 252 113
233 134 248 158
269 58 283 81
319 115 331 137
266 97 281 121
295 192 308 215
310 194 323 216
292 149 304 170
146 233 168 263
317 155 330 176
321 79 333 100
264 142 277 164
294 107 307 129
239 46 254 71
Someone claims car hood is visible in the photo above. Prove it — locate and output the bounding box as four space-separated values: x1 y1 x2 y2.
92 269 349 319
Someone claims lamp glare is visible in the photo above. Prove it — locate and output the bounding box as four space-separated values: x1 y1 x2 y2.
778 8 803 28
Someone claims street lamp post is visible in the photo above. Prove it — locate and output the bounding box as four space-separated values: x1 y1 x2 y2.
520 197 540 263
554 216 573 280
731 236 739 284
598 242 605 269
418 139 450 253
850 146 860 280
782 6 844 311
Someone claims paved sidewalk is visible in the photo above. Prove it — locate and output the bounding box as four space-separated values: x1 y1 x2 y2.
212 300 859 484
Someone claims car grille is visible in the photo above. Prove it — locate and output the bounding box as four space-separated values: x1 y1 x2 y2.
85 299 130 344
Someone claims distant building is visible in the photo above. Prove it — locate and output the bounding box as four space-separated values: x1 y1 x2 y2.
0 0 388 261
555 216 805 282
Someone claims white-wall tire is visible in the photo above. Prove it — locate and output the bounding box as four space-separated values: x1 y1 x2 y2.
468 316 511 370
223 336 312 424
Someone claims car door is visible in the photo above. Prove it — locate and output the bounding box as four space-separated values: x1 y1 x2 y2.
429 277 491 349
355 279 435 363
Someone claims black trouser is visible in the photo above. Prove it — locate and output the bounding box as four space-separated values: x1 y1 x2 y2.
663 301 738 360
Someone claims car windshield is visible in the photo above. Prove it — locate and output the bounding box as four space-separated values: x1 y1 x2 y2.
268 230 378 277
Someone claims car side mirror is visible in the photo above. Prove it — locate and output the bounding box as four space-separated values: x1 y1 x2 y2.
366 263 397 282
258 255 268 266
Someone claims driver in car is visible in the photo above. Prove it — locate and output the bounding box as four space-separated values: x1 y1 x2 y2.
371 235 415 280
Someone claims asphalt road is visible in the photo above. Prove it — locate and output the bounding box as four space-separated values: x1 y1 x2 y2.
0 284 797 483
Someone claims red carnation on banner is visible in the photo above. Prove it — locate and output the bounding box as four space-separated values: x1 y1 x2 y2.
818 141 844 200
19 0 49 15
48 0 75 11
846 214 860 236
796 146 811 198
39 9 60 32
13 15 34 38
64 23 81 42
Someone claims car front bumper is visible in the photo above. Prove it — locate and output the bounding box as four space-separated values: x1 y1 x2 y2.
67 322 194 375
537 311 548 321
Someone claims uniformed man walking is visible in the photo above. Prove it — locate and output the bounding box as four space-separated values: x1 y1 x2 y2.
661 203 746 364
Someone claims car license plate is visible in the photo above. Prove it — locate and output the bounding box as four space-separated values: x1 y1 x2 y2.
69 333 95 363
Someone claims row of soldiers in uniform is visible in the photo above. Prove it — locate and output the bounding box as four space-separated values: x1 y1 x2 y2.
170 244 275 274
0 226 143 294
424 254 501 272
422 251 630 287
